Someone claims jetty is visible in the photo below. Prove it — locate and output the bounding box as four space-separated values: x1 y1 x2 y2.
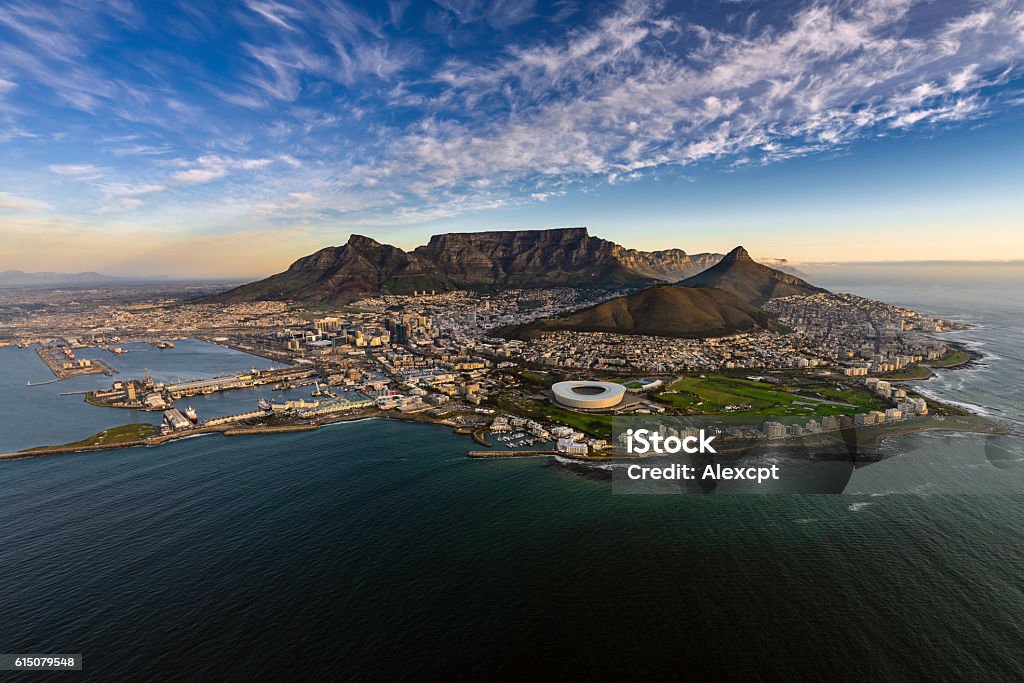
468 450 559 458
26 378 61 387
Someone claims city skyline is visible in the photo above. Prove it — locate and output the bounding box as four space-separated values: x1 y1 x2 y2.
2 0 1024 277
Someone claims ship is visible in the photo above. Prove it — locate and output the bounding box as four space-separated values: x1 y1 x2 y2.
184 406 198 423
311 381 334 398
258 398 273 411
112 347 126 355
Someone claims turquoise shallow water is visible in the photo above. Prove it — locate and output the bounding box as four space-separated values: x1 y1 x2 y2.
1 273 1023 679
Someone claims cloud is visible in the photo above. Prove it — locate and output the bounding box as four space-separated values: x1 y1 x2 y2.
229 0 418 105
171 167 229 185
365 0 1024 208
110 144 174 157
170 155 274 185
1 0 1023 229
243 1 303 31
0 192 50 211
435 0 538 29
254 190 317 215
48 163 104 177
100 182 167 197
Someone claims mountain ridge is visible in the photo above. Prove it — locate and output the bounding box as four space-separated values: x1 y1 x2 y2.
207 228 723 304
0 270 136 286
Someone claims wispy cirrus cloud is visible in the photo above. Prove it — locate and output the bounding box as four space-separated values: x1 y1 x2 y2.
169 155 274 185
0 0 1023 238
48 163 105 178
0 191 50 212
369 0 1024 202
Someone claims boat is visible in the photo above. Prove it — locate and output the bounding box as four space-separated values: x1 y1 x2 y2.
184 406 198 423
112 347 126 355
311 381 333 398
258 398 273 411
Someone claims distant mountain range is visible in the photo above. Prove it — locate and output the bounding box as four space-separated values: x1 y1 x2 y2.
0 270 122 286
206 228 723 304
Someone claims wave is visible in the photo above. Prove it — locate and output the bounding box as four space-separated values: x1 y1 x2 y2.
322 417 378 428
554 455 615 471
911 387 994 417
156 432 217 446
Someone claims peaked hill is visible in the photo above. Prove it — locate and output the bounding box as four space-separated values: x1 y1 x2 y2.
677 246 827 305
501 284 772 340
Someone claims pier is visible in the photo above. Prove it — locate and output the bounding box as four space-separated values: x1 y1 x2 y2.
467 450 559 458
26 378 61 387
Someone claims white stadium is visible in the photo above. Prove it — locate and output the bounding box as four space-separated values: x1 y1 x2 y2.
551 381 626 410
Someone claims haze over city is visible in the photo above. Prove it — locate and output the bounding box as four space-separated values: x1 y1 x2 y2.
1 0 1023 277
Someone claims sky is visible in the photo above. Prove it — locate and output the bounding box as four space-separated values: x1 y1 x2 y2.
1 0 1023 278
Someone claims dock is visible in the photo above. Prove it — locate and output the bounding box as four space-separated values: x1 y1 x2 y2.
35 346 116 380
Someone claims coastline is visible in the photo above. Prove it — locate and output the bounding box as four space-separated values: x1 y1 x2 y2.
2 405 1009 463
878 343 984 383
927 342 984 369
0 335 1003 464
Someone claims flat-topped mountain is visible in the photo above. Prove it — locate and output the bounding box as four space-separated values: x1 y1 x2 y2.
677 246 827 305
501 284 771 340
207 228 722 304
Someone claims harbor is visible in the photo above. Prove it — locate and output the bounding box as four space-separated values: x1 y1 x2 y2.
35 343 116 380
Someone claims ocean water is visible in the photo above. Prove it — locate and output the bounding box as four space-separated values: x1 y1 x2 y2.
2 272 1024 679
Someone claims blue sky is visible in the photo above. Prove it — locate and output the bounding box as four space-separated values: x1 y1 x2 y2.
1 0 1023 276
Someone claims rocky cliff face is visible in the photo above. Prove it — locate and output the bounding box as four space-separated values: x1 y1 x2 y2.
412 227 650 288
613 247 721 281
208 228 726 304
